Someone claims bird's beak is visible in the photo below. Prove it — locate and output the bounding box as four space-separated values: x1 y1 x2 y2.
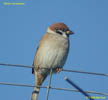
66 30 74 35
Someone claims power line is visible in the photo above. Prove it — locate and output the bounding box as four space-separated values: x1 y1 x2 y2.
0 82 108 96
0 63 108 99
62 69 108 77
46 69 53 100
0 63 108 77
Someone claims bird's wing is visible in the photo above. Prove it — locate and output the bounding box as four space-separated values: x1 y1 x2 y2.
32 46 39 74
32 34 48 74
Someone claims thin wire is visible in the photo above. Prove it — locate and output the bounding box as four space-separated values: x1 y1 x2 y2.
0 63 32 68
0 63 108 99
50 87 108 96
0 82 46 88
0 82 108 96
46 69 53 100
62 69 108 77
0 63 108 77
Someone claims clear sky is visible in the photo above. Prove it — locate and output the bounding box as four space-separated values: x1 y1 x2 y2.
0 0 108 100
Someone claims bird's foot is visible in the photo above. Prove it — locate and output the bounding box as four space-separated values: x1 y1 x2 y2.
56 67 62 73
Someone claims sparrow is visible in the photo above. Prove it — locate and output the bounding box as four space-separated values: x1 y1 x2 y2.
31 22 74 100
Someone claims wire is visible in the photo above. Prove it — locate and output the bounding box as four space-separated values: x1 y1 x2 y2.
46 69 53 100
0 63 108 77
0 82 108 96
0 63 108 99
62 69 108 77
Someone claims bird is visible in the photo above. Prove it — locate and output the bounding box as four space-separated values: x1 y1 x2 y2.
31 22 74 100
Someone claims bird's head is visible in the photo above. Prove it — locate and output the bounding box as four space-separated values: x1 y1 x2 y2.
47 22 74 38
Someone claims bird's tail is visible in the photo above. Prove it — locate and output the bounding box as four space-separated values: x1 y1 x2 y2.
31 88 40 100
31 72 47 100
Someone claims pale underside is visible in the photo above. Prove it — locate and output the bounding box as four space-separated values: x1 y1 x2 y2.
33 31 69 75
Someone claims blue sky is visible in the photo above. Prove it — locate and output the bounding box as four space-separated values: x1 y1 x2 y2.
0 0 108 100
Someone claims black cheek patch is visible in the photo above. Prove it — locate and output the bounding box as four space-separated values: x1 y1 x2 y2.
56 30 62 35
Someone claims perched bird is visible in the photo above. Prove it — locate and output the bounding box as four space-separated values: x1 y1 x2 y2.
31 22 74 100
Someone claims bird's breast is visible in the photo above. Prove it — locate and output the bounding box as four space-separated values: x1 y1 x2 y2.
34 34 69 74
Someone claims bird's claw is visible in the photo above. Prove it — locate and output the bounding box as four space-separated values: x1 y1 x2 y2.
56 67 62 73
